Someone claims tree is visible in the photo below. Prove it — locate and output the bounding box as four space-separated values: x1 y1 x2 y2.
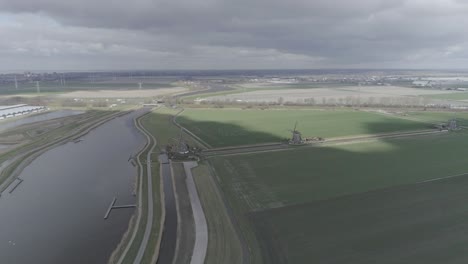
278 97 284 105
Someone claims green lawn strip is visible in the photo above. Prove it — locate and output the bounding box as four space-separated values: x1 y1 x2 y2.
178 108 431 147
141 107 198 148
192 163 243 264
141 162 162 263
406 111 468 126
180 88 245 101
237 82 355 90
121 148 149 264
423 92 468 100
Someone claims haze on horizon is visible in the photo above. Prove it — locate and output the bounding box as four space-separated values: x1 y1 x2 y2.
1 0 468 72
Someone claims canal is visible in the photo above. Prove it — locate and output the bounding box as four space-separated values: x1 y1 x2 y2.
0 109 147 264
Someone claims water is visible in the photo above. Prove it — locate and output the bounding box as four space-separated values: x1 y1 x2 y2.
0 110 84 132
0 109 147 264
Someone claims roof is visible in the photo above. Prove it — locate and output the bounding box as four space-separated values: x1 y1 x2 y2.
0 105 45 117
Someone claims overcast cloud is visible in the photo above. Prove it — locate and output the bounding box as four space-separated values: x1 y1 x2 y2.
1 0 468 71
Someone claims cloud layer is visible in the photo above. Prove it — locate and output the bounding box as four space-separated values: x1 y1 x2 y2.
1 0 468 71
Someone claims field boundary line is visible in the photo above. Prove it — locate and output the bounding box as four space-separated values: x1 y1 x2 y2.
206 160 250 264
171 108 212 149
203 129 448 157
419 172 468 184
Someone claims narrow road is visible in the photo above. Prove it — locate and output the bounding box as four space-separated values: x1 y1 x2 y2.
183 161 208 264
132 114 157 264
202 129 448 157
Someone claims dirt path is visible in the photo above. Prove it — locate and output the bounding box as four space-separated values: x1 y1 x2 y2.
202 129 448 157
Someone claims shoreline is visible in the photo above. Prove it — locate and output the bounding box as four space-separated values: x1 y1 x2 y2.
108 108 164 264
0 110 131 194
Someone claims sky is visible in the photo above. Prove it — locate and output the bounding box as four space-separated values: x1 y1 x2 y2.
1 0 468 71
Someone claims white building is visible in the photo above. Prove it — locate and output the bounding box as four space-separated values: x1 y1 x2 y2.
413 80 432 87
0 104 46 120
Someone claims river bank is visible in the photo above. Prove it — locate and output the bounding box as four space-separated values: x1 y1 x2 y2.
0 110 131 193
0 109 146 263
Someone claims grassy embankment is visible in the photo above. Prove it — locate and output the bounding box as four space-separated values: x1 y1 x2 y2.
117 112 161 264
138 107 243 264
119 107 195 264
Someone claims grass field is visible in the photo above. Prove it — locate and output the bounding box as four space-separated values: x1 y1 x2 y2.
192 163 244 264
252 174 468 264
177 109 432 147
140 107 197 149
406 111 468 126
424 92 468 101
238 82 357 90
209 130 468 263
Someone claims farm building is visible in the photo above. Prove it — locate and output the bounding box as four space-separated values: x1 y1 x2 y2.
0 104 46 120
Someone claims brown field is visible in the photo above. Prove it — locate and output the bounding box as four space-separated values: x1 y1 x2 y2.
207 86 463 105
58 87 187 98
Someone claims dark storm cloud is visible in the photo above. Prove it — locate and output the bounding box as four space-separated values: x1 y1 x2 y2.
1 0 468 70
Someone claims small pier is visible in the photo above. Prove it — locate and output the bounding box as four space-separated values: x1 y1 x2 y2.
9 178 24 194
128 155 137 167
104 197 136 220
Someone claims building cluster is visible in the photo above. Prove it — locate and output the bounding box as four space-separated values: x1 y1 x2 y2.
0 104 46 120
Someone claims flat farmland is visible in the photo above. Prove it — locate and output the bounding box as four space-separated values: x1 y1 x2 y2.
177 109 431 147
424 92 468 101
0 80 177 95
206 86 458 104
209 131 468 263
406 111 468 126
252 174 468 264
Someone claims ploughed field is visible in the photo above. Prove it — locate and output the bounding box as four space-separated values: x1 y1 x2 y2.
177 109 431 147
204 85 460 105
209 130 468 263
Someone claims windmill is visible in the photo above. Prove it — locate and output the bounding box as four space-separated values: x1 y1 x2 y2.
36 81 41 94
170 128 189 155
448 118 459 130
289 121 303 144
